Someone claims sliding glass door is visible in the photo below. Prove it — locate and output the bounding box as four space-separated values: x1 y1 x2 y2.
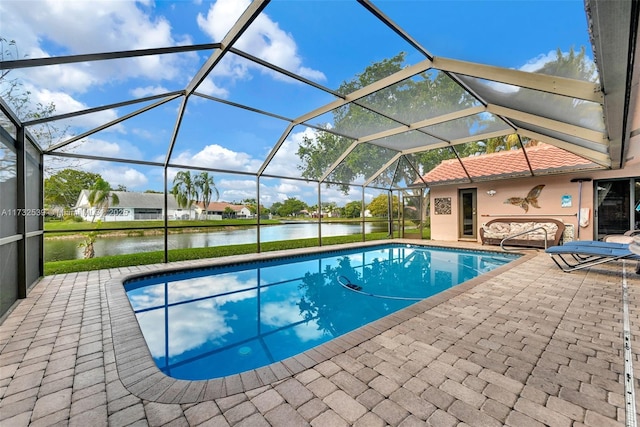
595 178 639 240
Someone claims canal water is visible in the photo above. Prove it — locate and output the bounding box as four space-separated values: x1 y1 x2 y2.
45 222 388 262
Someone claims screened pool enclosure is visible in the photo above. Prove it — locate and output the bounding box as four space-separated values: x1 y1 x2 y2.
0 0 637 317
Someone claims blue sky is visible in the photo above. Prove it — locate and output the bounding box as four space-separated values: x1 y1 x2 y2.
1 0 592 207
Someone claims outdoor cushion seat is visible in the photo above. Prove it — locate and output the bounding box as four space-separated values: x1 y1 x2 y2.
480 218 565 248
602 229 640 244
546 241 640 272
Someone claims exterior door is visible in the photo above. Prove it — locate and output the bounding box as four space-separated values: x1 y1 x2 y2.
459 189 477 240
595 178 639 240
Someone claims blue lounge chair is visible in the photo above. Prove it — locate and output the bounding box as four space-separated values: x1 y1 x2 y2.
546 241 640 272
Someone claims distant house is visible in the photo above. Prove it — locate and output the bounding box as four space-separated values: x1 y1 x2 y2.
74 191 181 221
194 202 252 219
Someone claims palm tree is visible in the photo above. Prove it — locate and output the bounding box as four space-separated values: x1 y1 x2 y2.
483 133 522 154
194 172 219 220
88 178 119 222
172 171 198 219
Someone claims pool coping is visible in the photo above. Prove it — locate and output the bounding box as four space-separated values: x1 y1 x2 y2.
105 239 536 404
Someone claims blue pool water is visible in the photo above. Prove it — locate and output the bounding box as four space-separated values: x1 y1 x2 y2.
124 244 518 380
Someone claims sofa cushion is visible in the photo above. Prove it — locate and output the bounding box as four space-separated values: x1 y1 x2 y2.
481 218 565 248
481 221 558 240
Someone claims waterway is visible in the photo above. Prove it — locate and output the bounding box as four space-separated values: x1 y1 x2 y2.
45 222 388 262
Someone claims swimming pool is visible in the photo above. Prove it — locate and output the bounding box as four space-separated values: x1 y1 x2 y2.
124 244 518 380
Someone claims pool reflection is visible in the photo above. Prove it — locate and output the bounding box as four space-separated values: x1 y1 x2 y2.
125 246 516 380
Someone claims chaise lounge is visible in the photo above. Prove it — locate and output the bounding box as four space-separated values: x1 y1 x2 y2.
546 239 640 272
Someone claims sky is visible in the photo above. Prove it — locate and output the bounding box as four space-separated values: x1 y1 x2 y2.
0 0 593 207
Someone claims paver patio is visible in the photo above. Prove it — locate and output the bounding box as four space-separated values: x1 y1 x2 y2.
0 240 638 426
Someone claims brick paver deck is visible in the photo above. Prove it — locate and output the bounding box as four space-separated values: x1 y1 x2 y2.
1 240 638 426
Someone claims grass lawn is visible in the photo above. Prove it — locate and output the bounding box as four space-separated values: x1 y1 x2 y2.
44 218 282 233
43 217 429 275
44 232 395 275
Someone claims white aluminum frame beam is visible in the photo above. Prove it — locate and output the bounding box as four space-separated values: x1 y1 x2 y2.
363 153 402 187
487 104 608 145
517 128 611 167
24 91 185 126
293 59 433 125
358 105 485 145
433 57 604 103
0 43 220 70
166 0 269 166
45 93 182 153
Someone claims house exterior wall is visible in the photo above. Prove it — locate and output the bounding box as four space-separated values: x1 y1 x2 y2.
237 207 252 218
75 191 181 222
76 207 181 222
430 155 640 242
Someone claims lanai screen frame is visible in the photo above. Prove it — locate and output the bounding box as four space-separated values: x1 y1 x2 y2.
2 0 635 318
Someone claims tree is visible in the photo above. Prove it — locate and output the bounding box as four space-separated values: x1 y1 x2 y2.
296 48 597 193
194 172 219 219
276 198 307 217
539 46 596 81
171 171 198 219
44 169 101 209
367 194 399 217
78 220 101 259
87 178 119 222
297 52 476 193
343 200 362 218
78 230 97 259
323 202 338 217
270 202 283 216
242 198 258 215
1 38 74 174
223 206 235 218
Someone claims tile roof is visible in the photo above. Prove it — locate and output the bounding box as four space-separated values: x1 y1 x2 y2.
421 144 599 185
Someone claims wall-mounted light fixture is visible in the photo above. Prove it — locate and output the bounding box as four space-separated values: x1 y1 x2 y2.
487 189 497 197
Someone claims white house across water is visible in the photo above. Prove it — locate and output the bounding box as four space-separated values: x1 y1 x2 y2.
74 190 182 221
74 191 254 222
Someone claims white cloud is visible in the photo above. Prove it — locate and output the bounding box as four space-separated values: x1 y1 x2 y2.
0 0 199 150
194 77 230 98
197 0 326 82
100 167 149 189
519 51 558 73
218 179 256 201
277 182 301 193
130 85 171 98
262 127 315 176
486 49 597 94
64 136 143 159
261 297 324 342
1 0 197 95
172 143 263 172
5 83 122 134
131 128 157 140
319 186 363 205
129 273 258 358
136 304 232 359
160 128 325 206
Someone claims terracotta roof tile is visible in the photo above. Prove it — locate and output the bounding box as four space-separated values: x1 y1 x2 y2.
421 144 597 185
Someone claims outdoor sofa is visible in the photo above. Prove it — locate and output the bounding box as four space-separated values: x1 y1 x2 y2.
480 218 565 249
